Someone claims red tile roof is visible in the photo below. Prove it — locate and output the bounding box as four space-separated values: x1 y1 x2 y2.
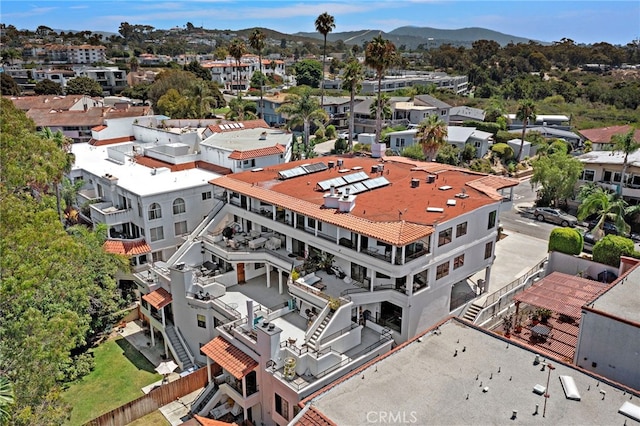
193 415 238 426
228 144 286 160
513 272 609 318
210 156 518 246
579 125 640 144
92 125 107 132
89 135 135 146
294 406 337 426
142 287 173 310
200 336 258 379
6 94 86 111
131 155 232 175
103 239 151 255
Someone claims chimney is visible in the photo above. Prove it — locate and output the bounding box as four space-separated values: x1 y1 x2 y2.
330 185 335 196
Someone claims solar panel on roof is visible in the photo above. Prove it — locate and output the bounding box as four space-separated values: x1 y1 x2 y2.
278 166 308 179
302 162 328 173
346 182 369 194
363 176 390 190
317 176 346 191
342 171 369 184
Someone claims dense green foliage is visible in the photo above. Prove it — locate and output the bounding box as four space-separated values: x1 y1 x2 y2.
292 59 323 88
0 99 129 425
0 73 20 96
548 227 583 255
490 142 514 160
531 151 583 206
65 76 103 96
147 69 224 118
34 79 64 95
592 235 636 266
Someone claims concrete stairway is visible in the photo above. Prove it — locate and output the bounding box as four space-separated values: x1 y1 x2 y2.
165 325 194 371
308 311 334 346
462 303 483 323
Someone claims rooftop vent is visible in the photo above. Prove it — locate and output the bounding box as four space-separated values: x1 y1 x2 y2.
337 159 344 167
268 323 275 331
371 165 378 174
259 131 267 140
426 175 436 184
262 321 270 328
328 161 335 169
352 166 363 171
447 199 456 206
426 207 444 213
439 185 452 191
411 178 420 188
338 169 350 173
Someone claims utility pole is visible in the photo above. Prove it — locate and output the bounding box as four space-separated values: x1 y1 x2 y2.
543 362 556 418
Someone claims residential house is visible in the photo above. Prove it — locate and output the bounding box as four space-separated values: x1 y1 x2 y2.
578 125 640 151
27 43 107 64
507 114 571 131
574 257 640 390
387 126 492 158
202 55 286 92
32 68 76 88
131 155 518 425
321 96 352 129
359 72 469 95
507 138 537 160
516 126 583 149
352 96 411 135
449 105 485 125
75 66 128 95
293 316 639 425
576 149 640 204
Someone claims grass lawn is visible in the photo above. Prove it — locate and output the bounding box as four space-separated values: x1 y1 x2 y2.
126 410 170 426
63 336 162 426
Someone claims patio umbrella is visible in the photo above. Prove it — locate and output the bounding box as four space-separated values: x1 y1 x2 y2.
155 360 178 376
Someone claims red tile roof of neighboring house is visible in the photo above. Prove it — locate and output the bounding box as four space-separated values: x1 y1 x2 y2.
5 94 87 111
193 415 238 426
579 125 640 144
513 271 609 318
200 336 258 379
210 156 518 246
92 125 107 132
25 106 151 129
228 144 285 160
131 155 232 175
103 239 151 255
294 407 337 426
142 287 173 310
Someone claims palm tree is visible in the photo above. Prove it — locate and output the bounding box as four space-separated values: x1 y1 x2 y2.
415 114 448 161
189 81 216 118
228 39 247 96
249 29 266 119
369 93 392 121
577 186 639 238
341 58 363 151
515 99 536 161
225 97 258 121
276 87 328 158
0 375 14 425
365 34 396 144
611 128 640 188
38 127 75 224
315 12 335 109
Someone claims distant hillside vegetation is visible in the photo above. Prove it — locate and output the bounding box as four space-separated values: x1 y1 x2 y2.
295 26 543 49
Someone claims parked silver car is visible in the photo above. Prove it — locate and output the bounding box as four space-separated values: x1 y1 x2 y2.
533 207 578 227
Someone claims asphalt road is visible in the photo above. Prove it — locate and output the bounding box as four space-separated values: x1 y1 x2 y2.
499 179 558 241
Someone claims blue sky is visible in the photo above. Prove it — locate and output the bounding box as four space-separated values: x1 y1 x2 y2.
2 1 638 45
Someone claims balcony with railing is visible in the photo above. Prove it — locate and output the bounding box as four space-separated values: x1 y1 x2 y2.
89 202 133 226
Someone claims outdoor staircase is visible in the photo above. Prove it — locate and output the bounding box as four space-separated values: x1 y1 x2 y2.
165 325 194 371
307 311 334 346
462 302 483 323
191 381 221 416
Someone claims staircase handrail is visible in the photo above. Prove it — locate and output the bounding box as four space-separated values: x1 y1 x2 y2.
175 326 195 367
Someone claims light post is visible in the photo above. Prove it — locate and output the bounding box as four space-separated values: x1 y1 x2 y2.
543 362 556 418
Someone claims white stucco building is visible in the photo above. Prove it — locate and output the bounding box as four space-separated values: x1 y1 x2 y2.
132 155 518 424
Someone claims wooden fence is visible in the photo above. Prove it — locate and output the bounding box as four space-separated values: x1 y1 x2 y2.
85 366 217 426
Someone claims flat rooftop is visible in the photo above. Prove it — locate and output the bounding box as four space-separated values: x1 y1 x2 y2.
586 263 640 324
72 142 219 196
210 156 517 245
303 318 639 425
201 127 290 151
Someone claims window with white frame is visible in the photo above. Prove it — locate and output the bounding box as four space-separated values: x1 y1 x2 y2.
454 254 465 269
395 138 405 148
150 226 164 242
174 221 187 236
456 222 467 237
581 169 595 182
148 203 162 220
436 261 450 280
201 191 212 200
173 198 186 215
438 227 453 246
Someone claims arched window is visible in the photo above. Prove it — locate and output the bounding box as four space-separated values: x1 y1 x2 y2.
148 203 162 220
173 198 186 215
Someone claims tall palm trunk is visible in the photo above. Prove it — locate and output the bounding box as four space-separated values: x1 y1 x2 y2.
258 54 264 119
375 75 382 143
518 117 528 161
348 86 355 152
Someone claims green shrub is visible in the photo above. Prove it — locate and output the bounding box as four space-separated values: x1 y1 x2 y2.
548 227 583 255
462 121 503 135
494 130 514 144
469 158 493 173
325 124 336 139
491 143 514 160
401 144 425 160
592 235 635 266
314 127 325 139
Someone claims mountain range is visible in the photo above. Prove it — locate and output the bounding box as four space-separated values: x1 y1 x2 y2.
294 26 545 49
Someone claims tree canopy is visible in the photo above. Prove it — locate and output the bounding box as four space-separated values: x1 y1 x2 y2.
34 79 64 95
65 76 103 96
292 59 323 88
0 99 128 425
531 150 583 207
